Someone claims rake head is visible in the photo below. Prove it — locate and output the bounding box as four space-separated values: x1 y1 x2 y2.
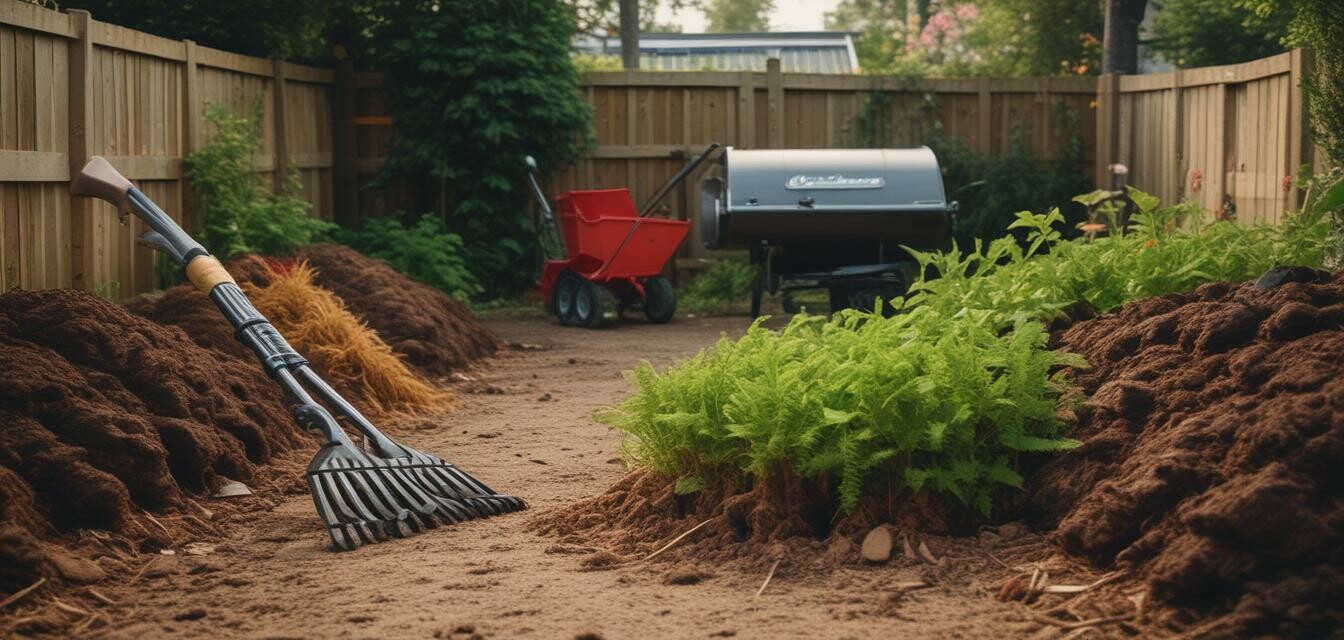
298 405 526 551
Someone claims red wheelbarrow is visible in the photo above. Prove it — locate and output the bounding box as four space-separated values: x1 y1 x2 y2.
526 144 719 327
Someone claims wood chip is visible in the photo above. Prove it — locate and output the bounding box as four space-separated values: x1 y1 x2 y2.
755 558 782 598
50 598 90 616
0 578 46 611
917 540 938 564
643 518 713 562
86 588 116 607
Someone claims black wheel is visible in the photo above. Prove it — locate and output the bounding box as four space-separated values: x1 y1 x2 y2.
575 281 618 328
643 277 676 324
827 283 849 314
750 266 765 319
554 270 582 326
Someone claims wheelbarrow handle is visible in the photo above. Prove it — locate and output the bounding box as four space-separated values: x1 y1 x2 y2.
523 155 555 222
637 142 720 218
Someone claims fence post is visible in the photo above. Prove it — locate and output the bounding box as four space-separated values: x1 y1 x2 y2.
1094 74 1120 188
332 54 358 227
1287 47 1315 209
67 9 95 291
766 57 783 148
181 39 199 232
1170 68 1184 203
977 77 991 154
737 71 755 149
271 58 289 193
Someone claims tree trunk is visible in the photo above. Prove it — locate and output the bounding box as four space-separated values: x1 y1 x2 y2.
619 0 640 70
1102 0 1147 74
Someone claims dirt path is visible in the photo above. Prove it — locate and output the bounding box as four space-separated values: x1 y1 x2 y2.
96 316 1063 640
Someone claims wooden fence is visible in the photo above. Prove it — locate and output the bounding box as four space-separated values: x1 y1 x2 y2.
0 1 1325 295
0 1 334 296
1097 49 1321 225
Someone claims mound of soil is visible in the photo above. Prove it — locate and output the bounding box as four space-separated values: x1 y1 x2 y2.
0 289 310 592
1029 268 1344 637
126 284 254 364
290 245 500 377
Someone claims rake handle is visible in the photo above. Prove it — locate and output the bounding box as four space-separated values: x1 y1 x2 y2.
70 156 358 448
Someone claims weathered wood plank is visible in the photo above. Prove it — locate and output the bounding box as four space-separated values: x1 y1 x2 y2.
0 150 67 181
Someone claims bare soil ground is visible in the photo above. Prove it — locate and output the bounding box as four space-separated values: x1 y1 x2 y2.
88 315 1113 640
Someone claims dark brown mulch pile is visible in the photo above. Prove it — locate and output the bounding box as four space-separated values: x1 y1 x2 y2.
0 289 310 593
1029 268 1344 638
291 245 501 378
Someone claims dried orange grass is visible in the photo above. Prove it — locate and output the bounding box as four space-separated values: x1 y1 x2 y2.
244 260 450 415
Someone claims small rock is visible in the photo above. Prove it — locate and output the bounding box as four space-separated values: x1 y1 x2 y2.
663 566 712 585
529 459 549 465
348 615 375 623
46 548 107 584
141 554 182 579
978 530 1002 546
173 608 207 622
861 526 893 563
213 479 252 498
825 535 853 562
997 522 1027 540
567 358 578 365
537 393 552 402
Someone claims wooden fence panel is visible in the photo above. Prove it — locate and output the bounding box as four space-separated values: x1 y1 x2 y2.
0 3 333 297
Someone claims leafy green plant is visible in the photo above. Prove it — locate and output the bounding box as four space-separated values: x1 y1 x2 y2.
189 102 335 257
598 186 1332 519
366 0 594 298
679 259 757 313
337 214 482 301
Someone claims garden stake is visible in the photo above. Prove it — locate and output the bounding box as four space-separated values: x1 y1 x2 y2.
71 156 525 550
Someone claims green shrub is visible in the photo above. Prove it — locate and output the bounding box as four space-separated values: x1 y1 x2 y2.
679 259 758 312
337 215 482 301
928 128 1090 250
598 187 1332 518
189 102 334 257
366 0 594 297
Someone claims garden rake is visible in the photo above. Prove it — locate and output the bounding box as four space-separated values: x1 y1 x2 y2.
71 156 525 551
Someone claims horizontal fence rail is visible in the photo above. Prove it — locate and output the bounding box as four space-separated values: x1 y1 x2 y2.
0 1 1323 294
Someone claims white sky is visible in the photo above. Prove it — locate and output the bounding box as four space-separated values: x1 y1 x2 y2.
654 0 845 33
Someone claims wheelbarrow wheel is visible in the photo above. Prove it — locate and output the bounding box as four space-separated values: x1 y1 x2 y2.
554 270 583 326
575 281 618 328
643 277 676 324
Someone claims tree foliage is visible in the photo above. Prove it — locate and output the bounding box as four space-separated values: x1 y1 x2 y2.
1286 0 1344 165
366 0 594 297
57 0 334 59
828 0 1102 77
701 0 775 32
1147 0 1290 68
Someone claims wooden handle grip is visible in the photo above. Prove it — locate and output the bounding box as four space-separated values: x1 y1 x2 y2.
185 255 236 294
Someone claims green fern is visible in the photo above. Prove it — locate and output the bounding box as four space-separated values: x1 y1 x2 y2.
598 187 1332 518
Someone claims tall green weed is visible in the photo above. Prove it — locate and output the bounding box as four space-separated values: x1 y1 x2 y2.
598 188 1332 517
189 102 334 257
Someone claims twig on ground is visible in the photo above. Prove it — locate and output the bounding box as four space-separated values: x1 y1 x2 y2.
142 511 170 536
643 518 713 562
755 558 782 598
0 578 46 610
85 588 116 607
50 598 90 616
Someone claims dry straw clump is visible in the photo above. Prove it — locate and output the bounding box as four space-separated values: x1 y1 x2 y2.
244 260 449 415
